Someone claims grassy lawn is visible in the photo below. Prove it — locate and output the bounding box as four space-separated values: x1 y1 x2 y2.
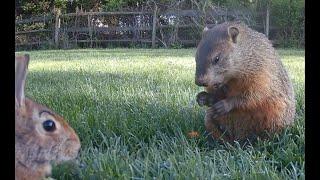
16 48 305 179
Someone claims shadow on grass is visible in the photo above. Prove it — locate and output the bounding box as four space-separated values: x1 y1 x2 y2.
26 70 207 148
20 49 197 61
25 69 304 179
26 69 304 150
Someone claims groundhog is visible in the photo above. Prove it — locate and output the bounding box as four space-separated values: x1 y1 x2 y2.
195 21 296 144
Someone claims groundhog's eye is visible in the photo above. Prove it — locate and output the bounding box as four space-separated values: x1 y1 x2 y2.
212 55 220 65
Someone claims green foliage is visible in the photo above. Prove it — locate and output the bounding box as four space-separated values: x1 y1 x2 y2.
101 0 126 11
15 0 305 48
16 48 305 179
223 0 256 8
270 0 304 47
18 0 52 17
170 42 183 49
101 0 146 11
54 0 67 10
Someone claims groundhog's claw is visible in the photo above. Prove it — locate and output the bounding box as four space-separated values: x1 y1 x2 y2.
196 91 209 107
211 100 232 118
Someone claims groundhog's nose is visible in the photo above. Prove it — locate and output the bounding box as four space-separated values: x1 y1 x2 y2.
195 79 208 87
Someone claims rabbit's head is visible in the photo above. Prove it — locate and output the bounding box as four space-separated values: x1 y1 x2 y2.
15 54 81 179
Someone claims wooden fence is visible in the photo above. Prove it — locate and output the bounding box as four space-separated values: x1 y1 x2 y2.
15 9 279 50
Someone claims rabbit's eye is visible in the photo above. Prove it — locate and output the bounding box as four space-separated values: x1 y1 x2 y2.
43 120 56 132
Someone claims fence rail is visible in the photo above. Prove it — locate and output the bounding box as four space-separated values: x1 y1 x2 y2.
15 9 277 50
15 29 53 35
61 11 153 17
15 15 54 24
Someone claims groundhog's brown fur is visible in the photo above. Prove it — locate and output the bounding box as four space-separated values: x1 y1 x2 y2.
195 21 295 143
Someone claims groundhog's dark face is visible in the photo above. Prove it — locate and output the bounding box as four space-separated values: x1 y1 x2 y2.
195 24 239 90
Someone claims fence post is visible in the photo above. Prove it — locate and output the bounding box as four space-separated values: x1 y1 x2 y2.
88 13 93 48
265 0 270 39
151 5 158 48
54 9 61 48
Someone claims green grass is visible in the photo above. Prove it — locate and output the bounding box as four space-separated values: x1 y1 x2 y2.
16 48 305 180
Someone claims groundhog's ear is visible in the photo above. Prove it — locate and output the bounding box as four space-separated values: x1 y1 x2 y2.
202 24 215 36
228 26 239 43
203 26 209 32
202 26 210 37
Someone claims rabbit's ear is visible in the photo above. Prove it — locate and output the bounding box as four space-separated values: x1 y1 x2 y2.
15 54 30 108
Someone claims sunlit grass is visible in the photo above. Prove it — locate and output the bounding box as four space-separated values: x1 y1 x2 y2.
16 48 305 179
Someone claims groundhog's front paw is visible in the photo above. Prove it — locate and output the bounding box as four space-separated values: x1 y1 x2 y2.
196 91 209 107
211 100 232 118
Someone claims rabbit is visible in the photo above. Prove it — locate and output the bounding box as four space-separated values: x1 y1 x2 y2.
15 54 81 180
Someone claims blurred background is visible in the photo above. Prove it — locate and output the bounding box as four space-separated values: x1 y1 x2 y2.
15 0 305 50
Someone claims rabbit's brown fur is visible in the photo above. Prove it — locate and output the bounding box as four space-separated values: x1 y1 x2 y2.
15 55 80 180
195 21 295 143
